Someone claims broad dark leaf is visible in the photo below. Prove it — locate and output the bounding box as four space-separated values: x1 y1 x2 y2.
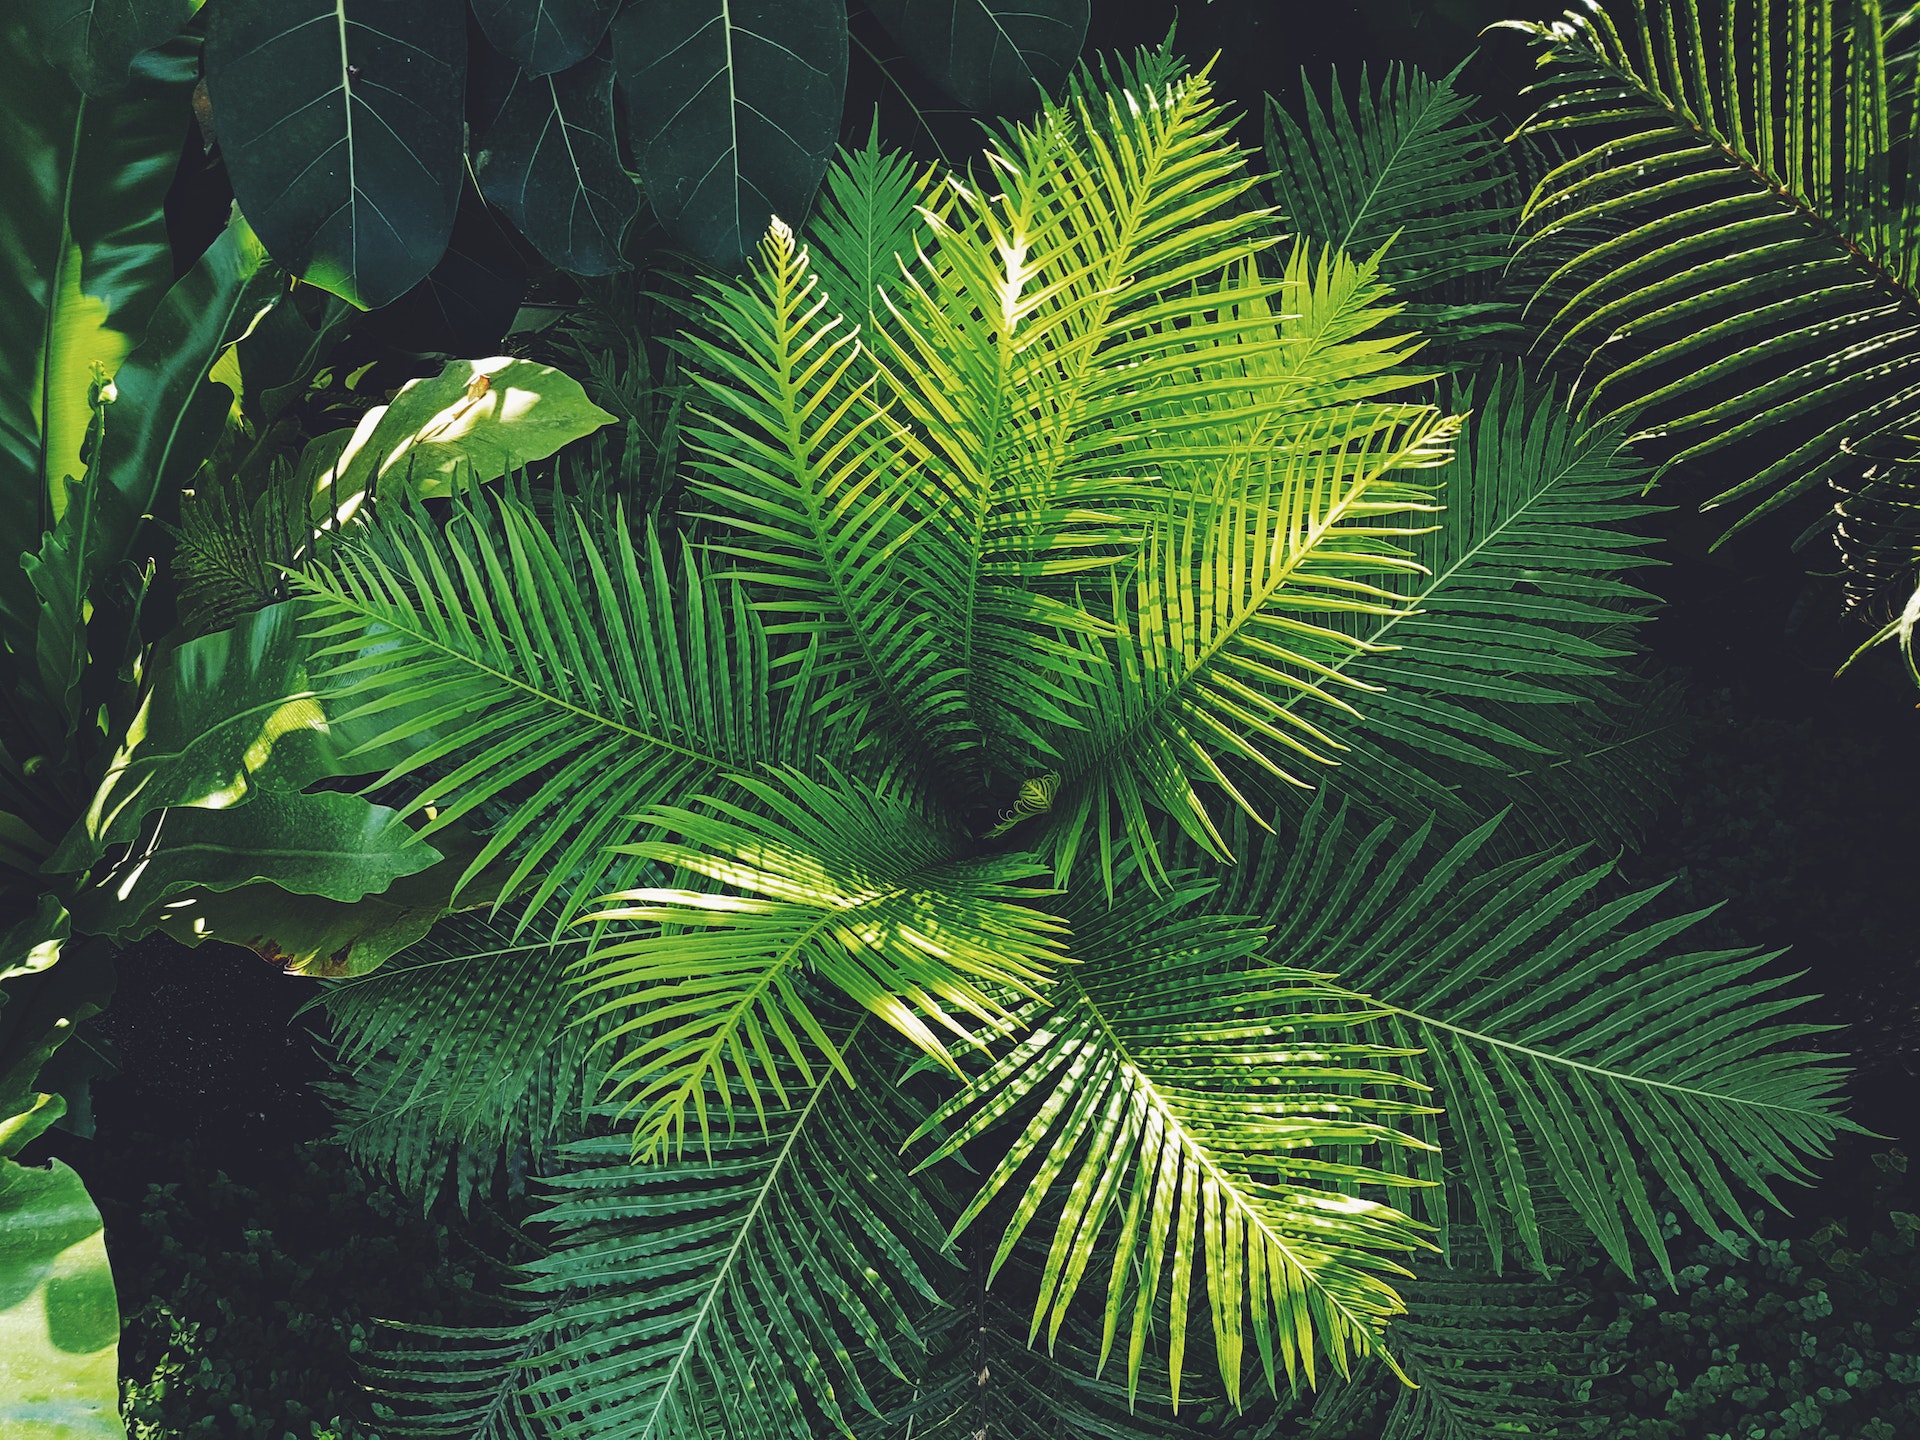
471 0 614 77
868 0 1088 114
475 52 639 275
25 0 195 94
204 0 467 309
610 0 846 269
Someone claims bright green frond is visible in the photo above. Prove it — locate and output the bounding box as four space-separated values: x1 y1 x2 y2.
295 492 830 930
865 59 1288 773
682 219 960 753
1506 0 1920 571
577 766 1067 1160
1039 321 1455 889
1237 801 1855 1281
912 876 1436 1406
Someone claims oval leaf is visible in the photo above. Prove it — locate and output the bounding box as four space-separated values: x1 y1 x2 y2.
610 0 846 269
867 0 1087 114
26 0 197 95
0 1158 120 1439
474 51 639 275
204 0 467 309
470 0 614 76
310 355 616 520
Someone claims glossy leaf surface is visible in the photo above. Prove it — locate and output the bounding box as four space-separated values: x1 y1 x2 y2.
868 0 1088 113
470 0 613 76
474 52 640 277
205 0 467 309
610 0 847 268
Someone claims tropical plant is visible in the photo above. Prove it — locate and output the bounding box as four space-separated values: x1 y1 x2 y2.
1498 0 1920 668
20 0 1091 309
248 51 1861 1438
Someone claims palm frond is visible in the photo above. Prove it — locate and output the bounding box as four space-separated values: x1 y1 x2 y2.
295 491 834 930
859 54 1292 774
1504 0 1920 590
1261 367 1678 853
318 909 602 1210
1033 255 1457 888
577 766 1067 1160
805 124 929 325
1224 801 1855 1282
910 874 1436 1406
1265 62 1522 352
679 219 956 753
378 1040 951 1440
864 1241 1203 1440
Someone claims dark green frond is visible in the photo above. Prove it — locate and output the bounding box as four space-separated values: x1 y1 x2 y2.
1305 1248 1586 1440
296 492 834 930
318 909 602 1211
1505 0 1920 581
1263 367 1676 852
473 1043 945 1440
805 126 929 325
1266 63 1521 351
1236 802 1855 1282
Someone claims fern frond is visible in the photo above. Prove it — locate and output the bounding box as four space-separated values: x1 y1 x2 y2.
681 219 956 752
862 57 1289 773
1262 367 1676 852
318 909 602 1210
1505 0 1920 580
911 875 1436 1405
1228 802 1855 1282
1266 62 1521 351
494 1042 944 1440
806 125 929 324
1040 308 1456 889
295 492 833 930
1305 1248 1586 1440
577 766 1066 1160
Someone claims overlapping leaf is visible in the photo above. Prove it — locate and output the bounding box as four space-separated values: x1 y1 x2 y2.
578 766 1065 1159
1504 0 1920 592
912 877 1434 1404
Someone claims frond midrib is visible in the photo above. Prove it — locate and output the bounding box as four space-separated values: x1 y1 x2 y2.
1530 26 1920 332
309 581 730 775
627 1040 852 1440
1067 974 1404 1358
1342 983 1831 1120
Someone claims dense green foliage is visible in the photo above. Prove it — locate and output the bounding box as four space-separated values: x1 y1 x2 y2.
7 1 1920 1437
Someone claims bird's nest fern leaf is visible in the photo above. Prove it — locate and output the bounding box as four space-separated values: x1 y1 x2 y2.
909 875 1438 1408
1224 799 1857 1283
1504 0 1920 587
575 766 1068 1162
294 491 839 932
